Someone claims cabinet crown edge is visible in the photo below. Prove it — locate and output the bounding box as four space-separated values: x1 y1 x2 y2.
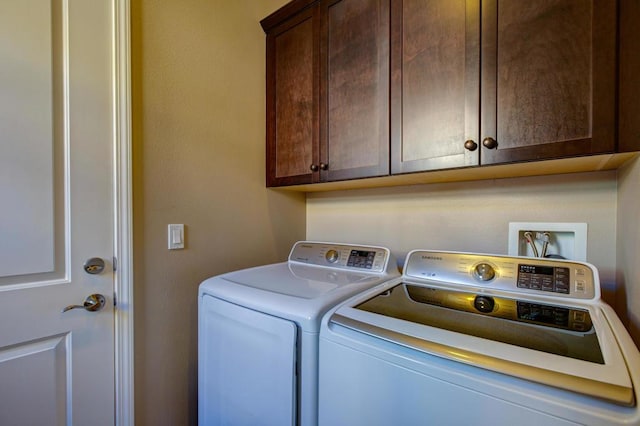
261 0 317 32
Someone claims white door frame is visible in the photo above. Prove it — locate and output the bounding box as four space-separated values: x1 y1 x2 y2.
114 0 134 425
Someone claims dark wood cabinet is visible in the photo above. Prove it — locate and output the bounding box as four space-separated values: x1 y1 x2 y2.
619 0 640 152
392 0 618 173
262 0 389 187
320 0 390 182
481 0 617 165
263 0 638 189
263 2 319 187
391 0 479 174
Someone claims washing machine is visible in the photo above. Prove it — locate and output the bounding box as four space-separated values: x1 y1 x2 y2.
318 250 640 425
198 241 398 426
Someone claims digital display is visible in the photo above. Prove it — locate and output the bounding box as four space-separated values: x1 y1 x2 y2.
519 264 554 275
517 264 570 293
347 250 376 269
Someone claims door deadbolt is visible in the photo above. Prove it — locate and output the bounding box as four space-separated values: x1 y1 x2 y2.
84 257 105 274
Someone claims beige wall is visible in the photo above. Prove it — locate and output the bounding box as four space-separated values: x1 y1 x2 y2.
130 1 639 423
617 156 640 344
131 0 298 424
308 167 640 345
307 170 622 306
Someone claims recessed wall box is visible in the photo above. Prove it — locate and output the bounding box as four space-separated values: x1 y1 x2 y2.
508 222 587 261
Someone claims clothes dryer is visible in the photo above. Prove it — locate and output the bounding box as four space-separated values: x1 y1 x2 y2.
198 241 398 426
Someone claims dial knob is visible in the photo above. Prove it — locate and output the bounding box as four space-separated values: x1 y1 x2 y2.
325 249 339 263
474 295 495 313
473 263 495 281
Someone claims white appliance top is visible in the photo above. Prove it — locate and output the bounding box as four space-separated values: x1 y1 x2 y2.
326 250 640 407
199 241 398 332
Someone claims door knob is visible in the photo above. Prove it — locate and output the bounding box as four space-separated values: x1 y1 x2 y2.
62 294 106 313
319 162 329 171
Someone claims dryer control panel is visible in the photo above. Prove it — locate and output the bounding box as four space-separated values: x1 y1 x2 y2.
289 241 394 274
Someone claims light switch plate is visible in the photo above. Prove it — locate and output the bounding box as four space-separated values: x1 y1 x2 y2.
168 224 185 250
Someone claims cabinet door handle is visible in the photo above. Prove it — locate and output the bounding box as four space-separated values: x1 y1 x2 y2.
464 140 478 151
320 163 329 171
310 164 319 172
482 137 498 149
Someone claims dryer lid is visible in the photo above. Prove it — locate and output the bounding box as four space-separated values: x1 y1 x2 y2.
200 262 400 332
222 262 386 299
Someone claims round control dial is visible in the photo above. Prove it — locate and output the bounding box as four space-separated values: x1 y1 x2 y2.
474 296 495 313
325 249 339 263
473 263 496 281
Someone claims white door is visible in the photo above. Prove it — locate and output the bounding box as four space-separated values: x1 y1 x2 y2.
0 1 116 425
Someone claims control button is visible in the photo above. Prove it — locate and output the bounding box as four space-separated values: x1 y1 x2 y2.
325 250 339 263
541 277 554 292
473 263 496 281
517 276 530 289
573 323 587 332
553 309 569 327
554 279 570 294
554 309 569 320
576 268 586 277
517 302 530 318
474 296 495 313
573 311 586 322
575 280 586 293
529 304 541 320
530 275 542 290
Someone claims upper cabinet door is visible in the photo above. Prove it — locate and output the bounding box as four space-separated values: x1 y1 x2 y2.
481 0 617 165
320 0 390 181
265 5 319 187
619 0 640 153
391 0 480 174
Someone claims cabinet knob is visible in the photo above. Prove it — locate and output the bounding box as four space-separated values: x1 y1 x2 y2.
464 140 478 151
310 164 319 172
482 137 498 149
319 163 329 171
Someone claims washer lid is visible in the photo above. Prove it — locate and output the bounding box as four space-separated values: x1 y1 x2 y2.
330 283 635 406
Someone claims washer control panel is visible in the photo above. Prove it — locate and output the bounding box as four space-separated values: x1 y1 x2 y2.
517 264 570 294
289 241 394 273
403 250 597 300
